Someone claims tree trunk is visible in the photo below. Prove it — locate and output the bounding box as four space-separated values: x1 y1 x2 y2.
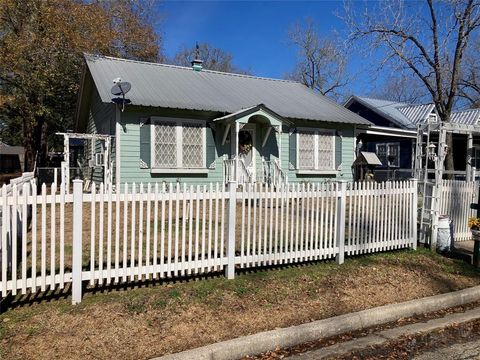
23 118 35 172
445 132 454 179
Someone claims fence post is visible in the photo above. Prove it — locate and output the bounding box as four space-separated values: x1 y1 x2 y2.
335 181 347 265
72 180 83 304
411 178 418 250
226 180 237 279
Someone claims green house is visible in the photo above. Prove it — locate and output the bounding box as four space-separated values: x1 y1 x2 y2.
75 54 371 186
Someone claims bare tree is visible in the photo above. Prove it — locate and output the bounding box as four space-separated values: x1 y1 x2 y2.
172 42 248 73
369 73 429 104
344 0 480 170
458 38 480 107
286 19 349 99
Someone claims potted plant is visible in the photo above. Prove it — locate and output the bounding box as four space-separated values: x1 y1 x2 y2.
468 217 480 241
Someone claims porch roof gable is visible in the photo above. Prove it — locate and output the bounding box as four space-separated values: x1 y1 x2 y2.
212 104 292 126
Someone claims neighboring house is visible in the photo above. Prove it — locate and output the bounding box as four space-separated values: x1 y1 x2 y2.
345 96 480 180
74 54 371 186
0 142 24 174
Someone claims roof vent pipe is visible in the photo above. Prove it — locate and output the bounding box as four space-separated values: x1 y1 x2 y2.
191 43 203 71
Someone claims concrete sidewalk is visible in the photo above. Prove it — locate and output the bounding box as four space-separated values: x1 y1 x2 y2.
291 305 480 359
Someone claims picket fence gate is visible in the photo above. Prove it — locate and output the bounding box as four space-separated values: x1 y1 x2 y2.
0 179 417 304
439 180 479 242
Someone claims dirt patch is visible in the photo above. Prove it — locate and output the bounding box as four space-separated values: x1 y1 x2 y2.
1 249 479 360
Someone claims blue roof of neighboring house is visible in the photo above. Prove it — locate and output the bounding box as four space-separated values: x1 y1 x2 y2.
347 96 435 130
83 54 372 126
347 95 480 128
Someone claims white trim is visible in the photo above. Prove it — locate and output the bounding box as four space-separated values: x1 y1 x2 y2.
296 170 339 175
115 107 121 186
296 127 335 171
221 123 231 146
375 142 400 168
261 127 272 147
150 168 209 174
150 117 207 170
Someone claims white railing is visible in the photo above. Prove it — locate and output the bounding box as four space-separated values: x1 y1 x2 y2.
237 159 253 184
223 159 252 185
439 179 479 241
223 159 236 183
0 179 418 303
262 159 288 187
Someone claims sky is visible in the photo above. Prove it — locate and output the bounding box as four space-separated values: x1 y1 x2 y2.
157 0 374 97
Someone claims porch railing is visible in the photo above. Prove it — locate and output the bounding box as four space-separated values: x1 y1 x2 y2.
262 159 288 187
223 159 253 185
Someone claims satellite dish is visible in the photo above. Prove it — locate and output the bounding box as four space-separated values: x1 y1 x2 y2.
111 81 131 96
110 80 132 112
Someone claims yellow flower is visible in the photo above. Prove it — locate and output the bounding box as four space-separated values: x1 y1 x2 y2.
468 217 480 229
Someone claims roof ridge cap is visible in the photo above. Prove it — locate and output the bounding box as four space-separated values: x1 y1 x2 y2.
83 53 300 84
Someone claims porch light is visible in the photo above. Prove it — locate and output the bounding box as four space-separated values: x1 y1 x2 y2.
427 143 436 161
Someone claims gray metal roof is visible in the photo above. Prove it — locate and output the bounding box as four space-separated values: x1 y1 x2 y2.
349 95 480 129
351 96 424 129
84 54 371 125
397 103 436 125
450 109 480 125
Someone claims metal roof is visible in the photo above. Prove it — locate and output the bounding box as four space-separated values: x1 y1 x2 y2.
350 96 423 129
348 95 480 129
84 54 372 125
450 109 480 125
397 103 436 125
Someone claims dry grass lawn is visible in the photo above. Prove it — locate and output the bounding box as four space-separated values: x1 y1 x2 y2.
1 249 479 360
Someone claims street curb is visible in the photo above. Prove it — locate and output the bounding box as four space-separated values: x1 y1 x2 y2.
152 285 480 360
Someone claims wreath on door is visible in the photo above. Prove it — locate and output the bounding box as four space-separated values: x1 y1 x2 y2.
239 130 253 154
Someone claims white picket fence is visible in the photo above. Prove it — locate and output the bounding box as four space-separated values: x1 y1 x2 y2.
439 180 479 242
0 179 417 303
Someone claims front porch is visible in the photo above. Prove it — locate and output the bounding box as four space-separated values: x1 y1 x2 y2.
215 104 289 186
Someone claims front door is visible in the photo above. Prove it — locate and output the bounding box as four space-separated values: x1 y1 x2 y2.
238 126 255 179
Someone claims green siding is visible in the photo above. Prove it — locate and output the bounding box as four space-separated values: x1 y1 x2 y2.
117 106 356 185
281 122 354 183
119 107 226 185
85 89 115 184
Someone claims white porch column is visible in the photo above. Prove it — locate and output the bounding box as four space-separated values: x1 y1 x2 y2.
104 137 110 185
234 122 239 183
467 133 473 181
115 105 121 188
63 135 70 193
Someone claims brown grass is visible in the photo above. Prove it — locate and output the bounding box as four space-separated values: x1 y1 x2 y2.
1 249 479 359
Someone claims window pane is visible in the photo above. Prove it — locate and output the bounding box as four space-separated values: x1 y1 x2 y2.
377 144 387 166
182 123 204 168
298 131 315 169
388 144 400 167
318 132 333 170
154 122 177 167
